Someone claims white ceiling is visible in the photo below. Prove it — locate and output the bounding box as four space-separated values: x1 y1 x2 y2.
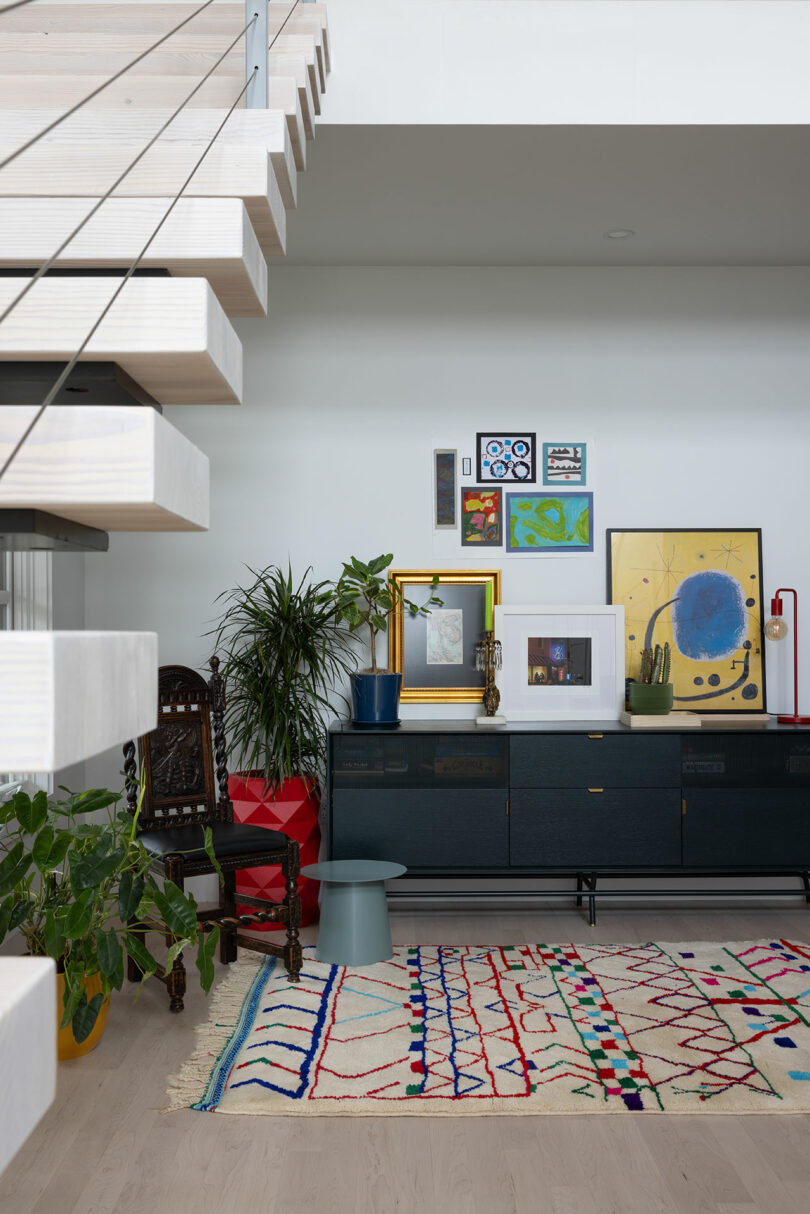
282 125 810 266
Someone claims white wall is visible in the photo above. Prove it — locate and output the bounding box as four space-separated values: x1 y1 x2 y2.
84 264 810 788
322 1 810 125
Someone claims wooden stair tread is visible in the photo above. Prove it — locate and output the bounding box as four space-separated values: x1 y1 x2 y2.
0 198 267 317
0 405 209 532
0 630 158 772
0 276 242 406
2 107 296 210
0 143 286 257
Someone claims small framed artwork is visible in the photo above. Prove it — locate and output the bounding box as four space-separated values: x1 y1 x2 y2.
495 604 625 720
607 528 766 713
461 487 503 547
462 457 472 477
433 449 457 529
389 569 501 702
506 491 593 554
477 433 536 483
543 442 587 486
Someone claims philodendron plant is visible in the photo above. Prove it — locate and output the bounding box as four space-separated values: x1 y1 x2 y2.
334 554 442 672
0 786 220 1043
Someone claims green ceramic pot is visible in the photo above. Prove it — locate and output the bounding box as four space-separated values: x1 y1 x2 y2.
628 682 674 716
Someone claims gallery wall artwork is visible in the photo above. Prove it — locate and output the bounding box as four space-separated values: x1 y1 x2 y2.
506 492 594 554
388 569 501 702
607 528 766 713
477 433 536 483
543 443 587 486
461 487 502 547
433 449 457 529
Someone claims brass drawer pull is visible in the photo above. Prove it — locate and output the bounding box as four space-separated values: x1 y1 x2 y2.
587 733 603 739
587 787 605 794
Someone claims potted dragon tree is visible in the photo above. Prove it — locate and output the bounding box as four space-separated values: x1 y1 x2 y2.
212 564 356 928
334 554 441 726
0 785 219 1059
628 641 674 715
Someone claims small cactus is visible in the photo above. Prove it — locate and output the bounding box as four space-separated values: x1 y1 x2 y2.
639 640 671 684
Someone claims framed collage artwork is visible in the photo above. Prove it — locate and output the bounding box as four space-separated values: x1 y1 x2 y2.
607 528 766 713
388 569 501 702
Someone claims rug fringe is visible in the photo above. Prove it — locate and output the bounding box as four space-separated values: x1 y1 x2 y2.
164 958 263 1113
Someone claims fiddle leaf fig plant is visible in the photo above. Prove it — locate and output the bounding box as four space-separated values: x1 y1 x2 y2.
334 554 442 673
0 786 220 1043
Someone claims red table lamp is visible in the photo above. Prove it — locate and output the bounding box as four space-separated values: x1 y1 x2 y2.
764 588 810 725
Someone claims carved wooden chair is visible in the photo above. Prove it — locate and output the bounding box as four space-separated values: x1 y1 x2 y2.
123 658 302 1012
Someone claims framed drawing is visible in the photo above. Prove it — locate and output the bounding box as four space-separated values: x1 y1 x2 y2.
607 528 766 713
476 433 536 483
433 449 457 529
389 569 501 702
461 487 503 547
542 442 587 486
506 491 593 554
495 604 625 720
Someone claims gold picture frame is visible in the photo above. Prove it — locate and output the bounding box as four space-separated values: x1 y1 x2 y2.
388 569 502 703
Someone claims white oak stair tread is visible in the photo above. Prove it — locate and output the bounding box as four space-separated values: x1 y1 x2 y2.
0 197 267 318
268 51 317 135
0 277 242 406
1 3 332 73
0 406 209 533
0 73 256 110
2 107 297 211
269 76 307 171
0 630 157 772
0 143 286 257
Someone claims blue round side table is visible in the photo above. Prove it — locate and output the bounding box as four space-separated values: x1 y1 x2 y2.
302 859 406 966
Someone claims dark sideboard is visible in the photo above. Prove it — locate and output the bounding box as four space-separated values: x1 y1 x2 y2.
325 720 810 924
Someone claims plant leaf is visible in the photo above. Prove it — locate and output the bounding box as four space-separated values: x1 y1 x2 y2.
95 927 122 980
0 841 31 897
196 925 219 992
118 871 145 923
0 895 13 944
71 847 126 894
32 824 54 871
59 973 85 1029
43 910 66 959
163 938 186 976
9 898 34 932
71 991 105 1044
63 888 94 939
46 831 72 870
124 931 157 976
151 880 197 939
203 827 223 883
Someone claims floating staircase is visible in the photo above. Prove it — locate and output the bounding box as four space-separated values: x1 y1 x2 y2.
0 0 331 771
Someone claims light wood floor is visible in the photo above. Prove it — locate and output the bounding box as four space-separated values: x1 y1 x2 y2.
4 904 810 1214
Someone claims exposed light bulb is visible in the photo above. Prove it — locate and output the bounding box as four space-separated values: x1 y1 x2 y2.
765 615 789 642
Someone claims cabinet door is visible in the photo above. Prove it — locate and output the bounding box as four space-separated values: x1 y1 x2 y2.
510 735 681 789
682 788 810 867
332 789 509 869
510 788 682 867
332 733 507 790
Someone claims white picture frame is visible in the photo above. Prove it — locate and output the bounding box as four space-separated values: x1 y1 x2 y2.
494 604 625 721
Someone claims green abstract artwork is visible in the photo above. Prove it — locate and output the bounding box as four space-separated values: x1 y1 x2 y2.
506 492 593 553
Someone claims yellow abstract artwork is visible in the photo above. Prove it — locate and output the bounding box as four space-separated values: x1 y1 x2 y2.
607 529 765 713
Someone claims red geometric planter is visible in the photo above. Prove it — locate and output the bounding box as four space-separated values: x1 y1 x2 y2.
228 774 321 930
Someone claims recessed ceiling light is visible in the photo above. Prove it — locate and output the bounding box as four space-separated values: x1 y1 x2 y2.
604 229 635 240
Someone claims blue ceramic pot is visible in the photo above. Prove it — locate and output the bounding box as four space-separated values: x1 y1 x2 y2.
351 672 402 726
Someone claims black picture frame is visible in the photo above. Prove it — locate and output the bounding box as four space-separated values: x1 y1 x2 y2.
476 432 537 484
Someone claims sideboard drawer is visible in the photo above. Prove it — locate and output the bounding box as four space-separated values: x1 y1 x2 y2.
331 788 509 869
683 735 810 789
510 788 682 867
510 735 681 789
682 788 810 867
332 733 507 790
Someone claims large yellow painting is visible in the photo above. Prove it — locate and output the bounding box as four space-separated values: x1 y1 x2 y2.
607 529 765 713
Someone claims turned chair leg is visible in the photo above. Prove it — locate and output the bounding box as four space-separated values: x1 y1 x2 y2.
166 857 188 1014
220 868 239 965
283 839 303 983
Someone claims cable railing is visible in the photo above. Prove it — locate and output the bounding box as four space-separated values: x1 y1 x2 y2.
0 0 305 487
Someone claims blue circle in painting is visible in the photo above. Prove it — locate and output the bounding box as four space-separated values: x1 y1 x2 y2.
693 677 704 685
742 684 758 700
671 570 747 661
707 674 721 687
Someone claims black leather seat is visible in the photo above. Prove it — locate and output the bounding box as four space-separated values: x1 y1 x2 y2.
140 822 288 860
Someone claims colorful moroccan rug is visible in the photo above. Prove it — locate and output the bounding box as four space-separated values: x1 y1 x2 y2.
166 941 810 1115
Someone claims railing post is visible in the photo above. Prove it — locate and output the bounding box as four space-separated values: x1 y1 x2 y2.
245 0 268 109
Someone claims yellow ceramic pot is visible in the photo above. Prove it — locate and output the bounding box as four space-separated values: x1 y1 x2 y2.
56 971 111 1061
